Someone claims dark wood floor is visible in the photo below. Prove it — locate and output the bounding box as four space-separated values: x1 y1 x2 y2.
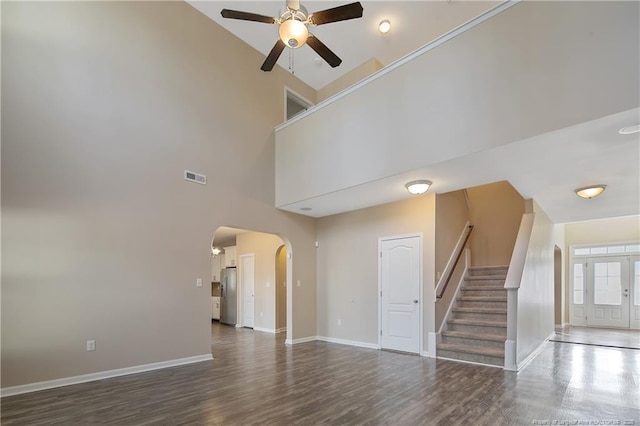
2 322 640 425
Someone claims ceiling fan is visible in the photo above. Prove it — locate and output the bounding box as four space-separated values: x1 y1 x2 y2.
221 1 364 72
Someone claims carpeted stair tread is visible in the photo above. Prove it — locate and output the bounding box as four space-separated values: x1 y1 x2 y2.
449 318 506 327
465 275 507 281
457 296 507 302
442 330 506 342
452 307 507 314
437 342 504 358
460 286 505 291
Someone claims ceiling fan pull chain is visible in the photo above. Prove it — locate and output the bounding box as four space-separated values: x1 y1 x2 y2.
288 48 295 75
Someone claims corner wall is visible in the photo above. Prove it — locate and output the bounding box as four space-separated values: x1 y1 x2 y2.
515 201 555 367
316 195 436 352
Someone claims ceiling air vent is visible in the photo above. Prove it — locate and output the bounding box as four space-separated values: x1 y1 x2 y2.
184 170 207 185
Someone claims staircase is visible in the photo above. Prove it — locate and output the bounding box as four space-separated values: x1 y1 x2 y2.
437 266 508 367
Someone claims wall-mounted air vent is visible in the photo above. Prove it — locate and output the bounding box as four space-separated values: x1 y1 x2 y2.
184 170 206 185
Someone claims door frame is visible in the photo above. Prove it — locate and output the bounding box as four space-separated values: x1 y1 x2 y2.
377 233 423 353
238 253 255 328
569 242 640 329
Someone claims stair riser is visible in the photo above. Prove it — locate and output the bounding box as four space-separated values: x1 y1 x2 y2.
441 336 504 350
437 350 504 367
457 301 507 309
460 289 507 297
467 268 508 277
464 279 506 286
448 323 507 335
453 312 507 321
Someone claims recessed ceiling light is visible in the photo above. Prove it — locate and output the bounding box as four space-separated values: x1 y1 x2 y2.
405 180 432 195
575 185 607 199
619 124 640 135
300 207 312 211
378 20 391 34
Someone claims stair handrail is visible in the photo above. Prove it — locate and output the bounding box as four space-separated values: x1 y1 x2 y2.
435 223 474 299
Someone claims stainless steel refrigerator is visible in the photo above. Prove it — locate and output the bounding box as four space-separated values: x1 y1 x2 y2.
220 267 237 326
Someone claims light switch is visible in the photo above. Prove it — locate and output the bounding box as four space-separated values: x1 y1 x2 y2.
297 280 301 287
196 278 203 287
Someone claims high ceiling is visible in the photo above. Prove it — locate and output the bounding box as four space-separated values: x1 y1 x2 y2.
187 1 500 90
190 1 640 225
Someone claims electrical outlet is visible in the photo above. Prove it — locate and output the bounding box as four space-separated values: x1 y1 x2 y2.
266 282 270 287
297 280 301 287
196 278 203 287
86 340 96 351
260 312 264 318
337 319 342 326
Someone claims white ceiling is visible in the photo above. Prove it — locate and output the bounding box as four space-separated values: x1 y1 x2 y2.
190 0 640 225
187 0 500 90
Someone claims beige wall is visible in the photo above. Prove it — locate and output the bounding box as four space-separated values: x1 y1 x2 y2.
237 232 285 332
467 181 526 266
1 1 318 388
317 195 436 349
317 58 384 102
276 246 287 331
434 190 470 329
563 216 640 323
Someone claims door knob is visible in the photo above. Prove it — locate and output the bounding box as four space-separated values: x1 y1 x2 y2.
413 299 418 304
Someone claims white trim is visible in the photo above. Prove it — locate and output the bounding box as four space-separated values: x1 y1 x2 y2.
516 332 554 372
275 1 521 131
283 86 314 123
505 213 535 290
504 339 517 371
253 327 276 334
427 332 437 359
238 253 255 328
378 233 423 355
421 351 430 357
316 336 378 350
0 354 213 397
437 356 504 369
284 336 317 345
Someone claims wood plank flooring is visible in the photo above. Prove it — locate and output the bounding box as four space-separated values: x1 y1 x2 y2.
550 325 640 349
2 322 639 425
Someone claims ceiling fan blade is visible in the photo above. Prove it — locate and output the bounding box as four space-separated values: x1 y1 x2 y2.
261 39 287 72
220 9 276 24
306 35 342 68
286 0 300 10
310 2 363 26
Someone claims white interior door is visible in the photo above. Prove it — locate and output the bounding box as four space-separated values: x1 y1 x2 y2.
586 256 629 328
240 254 255 328
380 235 421 354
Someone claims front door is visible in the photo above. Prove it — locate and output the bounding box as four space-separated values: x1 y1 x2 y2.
380 236 421 354
586 256 630 328
240 254 255 328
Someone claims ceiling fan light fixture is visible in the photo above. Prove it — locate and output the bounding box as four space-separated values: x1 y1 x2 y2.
619 124 640 135
575 184 606 199
405 180 432 195
279 18 309 48
378 19 391 34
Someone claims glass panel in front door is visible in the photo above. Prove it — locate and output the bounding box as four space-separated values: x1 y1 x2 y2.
586 257 629 328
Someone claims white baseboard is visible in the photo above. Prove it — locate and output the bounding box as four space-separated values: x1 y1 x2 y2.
253 327 276 334
427 332 437 358
316 336 378 350
437 356 503 369
285 336 318 345
0 354 213 398
421 351 430 357
516 332 554 372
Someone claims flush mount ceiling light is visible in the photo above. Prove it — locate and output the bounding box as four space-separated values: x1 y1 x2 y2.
575 185 607 199
619 124 640 135
211 246 222 256
378 19 391 34
405 180 432 195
